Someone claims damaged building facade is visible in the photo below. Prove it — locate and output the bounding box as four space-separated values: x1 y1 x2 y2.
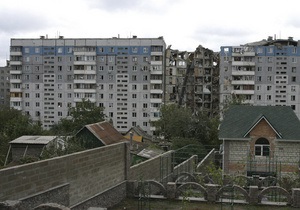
164 45 219 116
219 36 300 119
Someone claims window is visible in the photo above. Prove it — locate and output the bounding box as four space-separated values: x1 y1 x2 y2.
143 47 148 53
132 75 137 81
267 76 272 81
143 103 148 108
58 75 62 80
143 113 148 117
132 66 137 71
132 94 137 99
268 67 272 72
255 138 270 156
256 76 261 82
258 57 263 63
257 67 262 71
132 103 137 108
291 86 296 92
25 93 30 98
36 102 40 107
132 112 137 117
266 95 272 100
58 111 63 116
256 85 261 91
143 85 148 90
292 57 297 63
58 93 62 98
57 47 63 53
267 57 273 62
292 76 296 82
35 84 40 90
109 94 113 99
143 122 148 126
109 103 113 107
36 93 40 98
267 86 272 91
291 95 296 101
257 95 261 100
143 94 148 99
132 84 137 90
109 84 113 90
108 75 113 80
25 102 30 107
292 67 297 73
35 47 40 53
143 75 148 81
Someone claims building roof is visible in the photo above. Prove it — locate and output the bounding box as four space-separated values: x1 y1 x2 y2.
219 105 300 140
124 126 153 142
10 136 57 145
80 121 126 145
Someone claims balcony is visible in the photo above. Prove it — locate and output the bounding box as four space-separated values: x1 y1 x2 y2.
73 61 96 65
73 79 96 84
231 80 255 85
232 70 255 76
10 88 22 92
10 61 22 65
232 61 255 66
150 89 163 94
232 52 255 56
74 89 96 93
10 97 22 102
74 70 96 74
150 80 162 84
150 51 163 56
10 79 22 83
10 70 22 74
150 61 163 65
150 98 162 103
231 90 255 95
74 52 96 56
10 51 22 56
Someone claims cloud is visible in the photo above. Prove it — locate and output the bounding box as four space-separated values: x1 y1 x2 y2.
0 9 55 35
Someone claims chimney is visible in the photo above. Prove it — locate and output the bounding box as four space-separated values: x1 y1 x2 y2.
132 35 137 39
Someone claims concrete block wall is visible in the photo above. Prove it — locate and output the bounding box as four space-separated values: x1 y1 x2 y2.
0 142 128 207
128 153 163 181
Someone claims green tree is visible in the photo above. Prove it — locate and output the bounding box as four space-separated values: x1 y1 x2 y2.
50 99 106 135
153 104 219 147
0 106 44 166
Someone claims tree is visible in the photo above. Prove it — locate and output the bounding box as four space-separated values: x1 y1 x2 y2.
50 99 106 135
0 106 44 166
153 104 219 147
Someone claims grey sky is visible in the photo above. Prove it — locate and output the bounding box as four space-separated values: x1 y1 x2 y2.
1 0 300 66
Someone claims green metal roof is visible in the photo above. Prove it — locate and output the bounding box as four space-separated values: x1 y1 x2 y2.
219 105 300 140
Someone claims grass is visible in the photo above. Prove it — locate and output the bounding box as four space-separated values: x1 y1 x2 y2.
109 198 295 210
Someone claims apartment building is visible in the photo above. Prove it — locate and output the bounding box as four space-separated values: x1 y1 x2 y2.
165 45 219 116
0 60 10 106
219 36 300 119
10 36 165 134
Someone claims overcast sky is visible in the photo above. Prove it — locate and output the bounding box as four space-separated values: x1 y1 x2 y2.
1 0 300 66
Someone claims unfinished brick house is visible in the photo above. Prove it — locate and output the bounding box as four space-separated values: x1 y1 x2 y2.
219 105 300 177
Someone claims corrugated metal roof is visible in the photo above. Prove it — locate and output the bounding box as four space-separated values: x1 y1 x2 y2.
84 121 127 145
10 136 57 145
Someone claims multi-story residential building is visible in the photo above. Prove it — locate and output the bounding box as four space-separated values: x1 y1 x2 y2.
165 45 219 117
0 60 10 106
220 36 300 119
10 36 166 134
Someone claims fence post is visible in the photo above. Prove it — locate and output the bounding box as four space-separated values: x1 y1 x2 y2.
249 186 259 205
166 182 177 199
292 188 300 208
206 184 219 202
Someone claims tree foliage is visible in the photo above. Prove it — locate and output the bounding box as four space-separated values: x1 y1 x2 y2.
50 99 106 135
0 106 44 166
153 104 219 147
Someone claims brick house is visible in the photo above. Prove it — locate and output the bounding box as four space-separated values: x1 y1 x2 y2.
219 105 300 177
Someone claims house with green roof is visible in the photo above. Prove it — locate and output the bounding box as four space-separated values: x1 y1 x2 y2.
219 105 300 177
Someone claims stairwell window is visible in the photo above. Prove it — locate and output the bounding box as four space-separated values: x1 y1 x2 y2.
255 138 270 156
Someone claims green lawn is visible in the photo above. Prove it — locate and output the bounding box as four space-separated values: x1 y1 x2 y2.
109 198 295 210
